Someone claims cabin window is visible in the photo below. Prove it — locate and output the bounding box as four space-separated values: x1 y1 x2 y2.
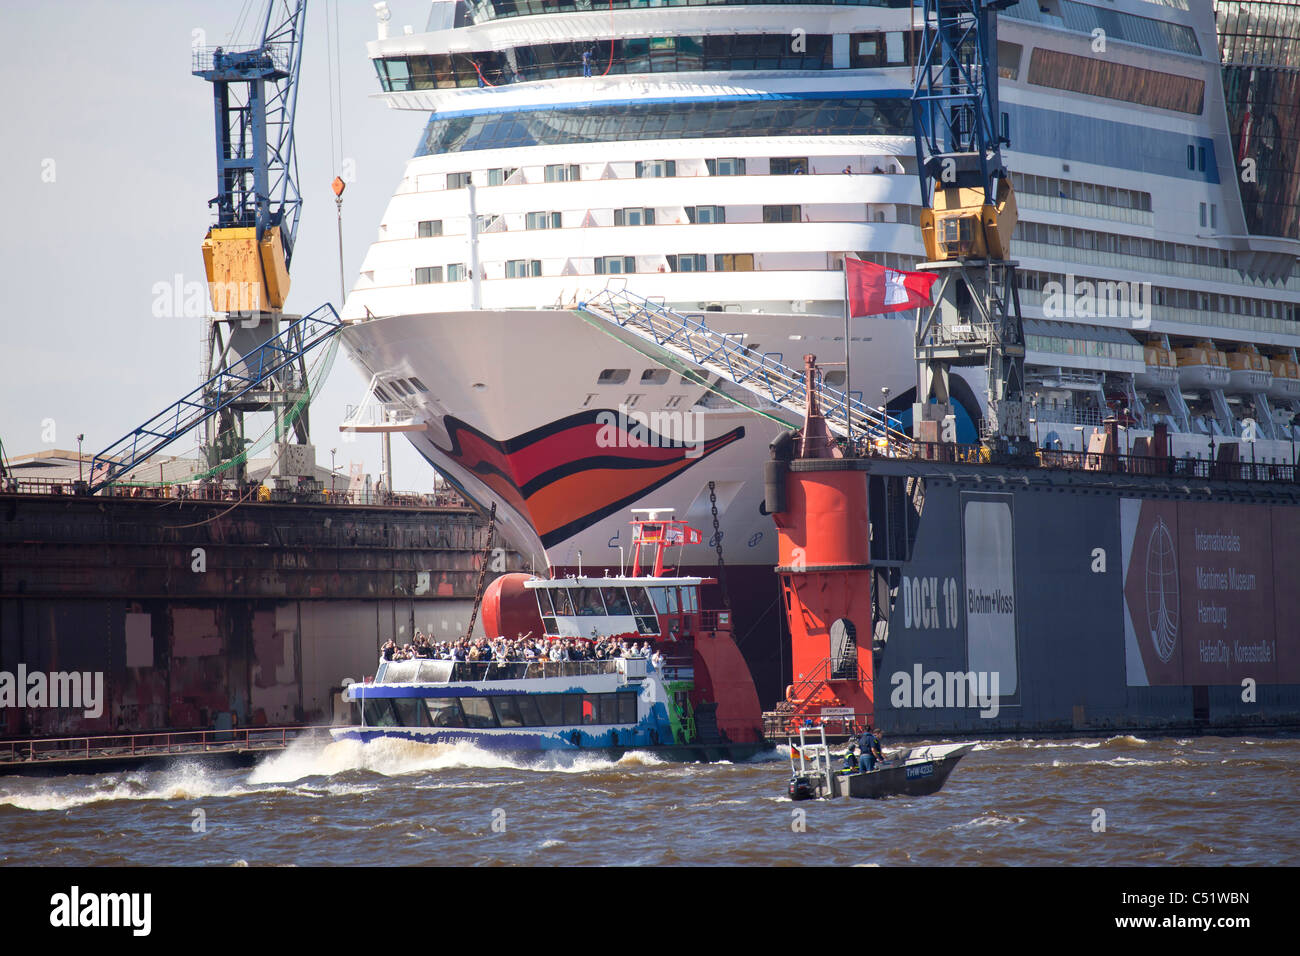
391 697 427 727
564 694 585 726
681 587 699 612
491 696 524 727
686 205 725 224
597 694 620 725
647 585 679 614
706 157 745 176
550 588 576 616
627 588 657 617
459 697 497 728
426 698 465 727
600 587 633 615
573 588 607 616
536 695 566 726
363 699 399 727
619 693 638 724
517 696 544 727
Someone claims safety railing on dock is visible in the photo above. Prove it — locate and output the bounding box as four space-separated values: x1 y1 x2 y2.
0 477 468 509
867 441 1300 484
763 712 870 741
0 725 333 766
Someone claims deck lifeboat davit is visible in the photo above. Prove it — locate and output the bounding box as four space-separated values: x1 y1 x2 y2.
1266 352 1300 402
1225 343 1273 393
1135 341 1179 389
1175 340 1231 390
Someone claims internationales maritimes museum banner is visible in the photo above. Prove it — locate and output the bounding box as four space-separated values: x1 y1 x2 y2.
1121 498 1300 686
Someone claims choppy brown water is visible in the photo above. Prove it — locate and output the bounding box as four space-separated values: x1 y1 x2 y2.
0 735 1296 866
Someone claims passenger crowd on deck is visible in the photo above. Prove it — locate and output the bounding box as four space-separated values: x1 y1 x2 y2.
379 633 659 667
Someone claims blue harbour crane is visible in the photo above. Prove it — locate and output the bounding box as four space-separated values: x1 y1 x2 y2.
89 1 344 494
908 0 1030 448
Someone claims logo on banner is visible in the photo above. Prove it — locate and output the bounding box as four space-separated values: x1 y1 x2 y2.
1145 517 1179 663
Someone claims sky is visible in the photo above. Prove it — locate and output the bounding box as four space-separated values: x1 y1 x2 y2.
0 0 433 485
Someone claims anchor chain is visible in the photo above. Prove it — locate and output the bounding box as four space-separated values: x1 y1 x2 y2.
708 481 731 611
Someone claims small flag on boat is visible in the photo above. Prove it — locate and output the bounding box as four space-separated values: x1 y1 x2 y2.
665 526 704 545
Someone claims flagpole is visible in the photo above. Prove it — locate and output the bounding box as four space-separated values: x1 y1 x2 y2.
844 256 852 452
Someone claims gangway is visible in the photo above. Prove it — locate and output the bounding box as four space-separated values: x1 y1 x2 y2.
89 303 343 493
577 284 912 451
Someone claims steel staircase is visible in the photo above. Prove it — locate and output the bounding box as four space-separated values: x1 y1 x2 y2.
577 283 912 450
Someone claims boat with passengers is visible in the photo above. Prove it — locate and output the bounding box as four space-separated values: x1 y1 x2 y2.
333 511 769 760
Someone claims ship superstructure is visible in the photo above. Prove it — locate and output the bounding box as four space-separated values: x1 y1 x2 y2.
338 0 1300 702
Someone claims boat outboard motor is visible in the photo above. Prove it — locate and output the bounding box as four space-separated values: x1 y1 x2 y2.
788 774 816 801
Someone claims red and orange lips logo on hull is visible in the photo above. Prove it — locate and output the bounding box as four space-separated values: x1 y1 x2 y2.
433 411 745 548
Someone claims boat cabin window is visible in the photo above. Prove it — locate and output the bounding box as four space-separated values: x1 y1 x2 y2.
427 698 465 728
536 590 559 634
373 692 638 729
627 587 655 616
647 586 679 615
391 697 427 727
600 587 633 615
550 587 575 616
460 697 496 728
363 699 400 727
627 587 660 635
573 588 607 616
492 696 524 727
680 587 699 613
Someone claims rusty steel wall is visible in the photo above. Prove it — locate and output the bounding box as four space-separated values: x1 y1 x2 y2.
0 493 518 737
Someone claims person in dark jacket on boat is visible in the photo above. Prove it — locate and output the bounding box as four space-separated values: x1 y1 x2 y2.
857 727 883 772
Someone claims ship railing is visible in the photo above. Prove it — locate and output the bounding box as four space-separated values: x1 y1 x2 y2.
0 725 332 765
0 477 468 510
378 659 634 682
1038 449 1299 482
896 442 1300 483
763 711 872 742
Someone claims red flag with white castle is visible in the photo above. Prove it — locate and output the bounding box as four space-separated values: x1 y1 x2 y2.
845 256 939 317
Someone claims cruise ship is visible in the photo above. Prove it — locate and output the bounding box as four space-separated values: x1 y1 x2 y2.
338 0 1300 703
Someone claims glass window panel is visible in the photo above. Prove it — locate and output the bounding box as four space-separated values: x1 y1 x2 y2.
460 697 498 728
492 696 524 727
518 696 544 727
598 693 620 725
391 697 426 726
564 694 585 726
363 699 399 727
618 693 638 724
426 697 465 727
601 588 633 615
537 694 566 726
